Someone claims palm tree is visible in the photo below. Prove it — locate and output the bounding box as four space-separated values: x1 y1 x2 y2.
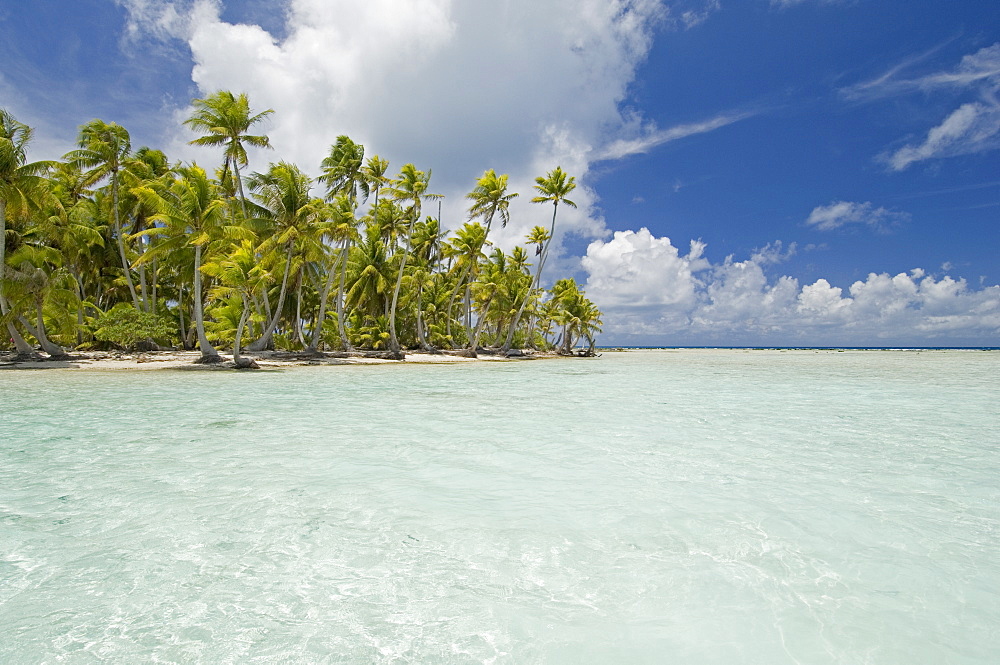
315 139 370 353
40 175 105 346
502 167 576 353
344 222 394 326
386 163 441 356
317 195 360 351
120 146 172 312
465 169 517 350
409 215 445 351
184 91 274 217
319 136 368 203
467 169 517 236
201 240 262 368
0 109 51 355
135 164 252 362
5 241 72 357
443 222 489 347
361 155 390 214
65 119 142 310
550 279 602 354
245 161 318 351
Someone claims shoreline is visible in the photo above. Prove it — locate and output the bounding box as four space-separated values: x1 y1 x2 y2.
0 349 558 371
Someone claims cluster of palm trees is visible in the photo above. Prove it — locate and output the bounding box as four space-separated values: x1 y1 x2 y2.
0 92 602 362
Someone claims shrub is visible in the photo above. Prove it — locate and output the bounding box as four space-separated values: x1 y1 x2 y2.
93 304 176 350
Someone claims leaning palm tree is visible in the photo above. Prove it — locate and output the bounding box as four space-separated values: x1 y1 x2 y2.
443 222 489 346
135 164 252 362
184 91 274 217
465 169 517 349
5 242 72 357
385 163 441 356
0 109 51 355
309 195 359 352
314 138 370 353
202 240 262 368
501 166 576 353
245 161 319 352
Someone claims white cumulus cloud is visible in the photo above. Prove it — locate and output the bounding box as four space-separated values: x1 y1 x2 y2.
111 0 737 263
582 228 710 308
582 230 1000 345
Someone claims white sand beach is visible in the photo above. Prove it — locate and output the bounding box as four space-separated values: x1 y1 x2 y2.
0 349 549 371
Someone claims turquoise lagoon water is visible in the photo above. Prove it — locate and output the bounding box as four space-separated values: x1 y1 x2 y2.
1 349 998 664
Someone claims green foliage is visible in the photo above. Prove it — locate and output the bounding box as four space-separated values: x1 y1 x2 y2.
349 313 390 349
1 105 603 356
93 304 176 350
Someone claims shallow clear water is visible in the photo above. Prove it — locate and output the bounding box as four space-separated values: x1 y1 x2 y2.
1 349 998 664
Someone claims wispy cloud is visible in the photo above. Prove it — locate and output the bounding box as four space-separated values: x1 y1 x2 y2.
840 42 1000 169
842 43 1000 102
805 201 910 232
883 100 1000 171
673 0 721 30
888 179 1000 200
593 111 755 161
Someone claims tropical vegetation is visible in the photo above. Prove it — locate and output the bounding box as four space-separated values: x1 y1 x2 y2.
0 97 602 363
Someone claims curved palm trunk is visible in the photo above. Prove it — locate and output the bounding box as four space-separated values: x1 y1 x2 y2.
415 278 436 352
4 316 36 356
387 217 417 357
445 262 471 343
73 269 86 346
176 283 189 349
112 173 142 310
19 305 67 357
306 247 342 353
193 243 219 360
247 242 294 352
470 291 495 351
232 292 258 369
0 204 38 356
232 157 250 221
294 273 308 348
502 202 558 352
335 239 353 351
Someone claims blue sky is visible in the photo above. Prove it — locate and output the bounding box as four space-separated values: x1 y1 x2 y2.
1 0 998 346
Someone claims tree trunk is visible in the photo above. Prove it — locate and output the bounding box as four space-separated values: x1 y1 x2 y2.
307 244 345 353
415 279 436 352
112 173 142 310
232 293 258 368
247 243 294 351
503 202 558 352
193 243 219 360
0 203 35 355
387 216 416 357
73 269 85 347
445 261 472 344
136 230 150 312
151 257 158 315
335 240 353 351
469 291 495 351
233 158 251 222
177 283 189 349
19 307 66 357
